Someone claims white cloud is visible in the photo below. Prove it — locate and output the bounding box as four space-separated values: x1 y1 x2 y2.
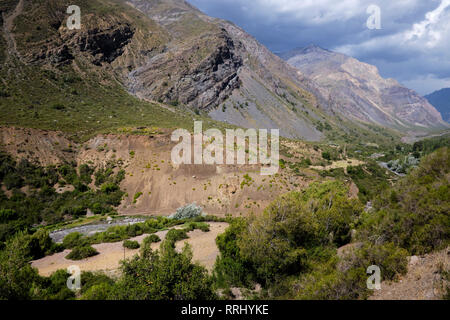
333 0 450 94
405 0 450 47
336 0 450 53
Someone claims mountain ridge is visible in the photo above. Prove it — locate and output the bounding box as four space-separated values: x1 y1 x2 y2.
0 0 446 144
279 45 447 131
425 88 450 123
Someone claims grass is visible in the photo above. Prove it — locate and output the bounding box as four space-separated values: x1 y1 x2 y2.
0 62 241 143
0 62 196 142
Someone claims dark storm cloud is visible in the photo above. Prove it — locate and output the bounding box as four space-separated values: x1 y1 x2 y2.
188 0 450 95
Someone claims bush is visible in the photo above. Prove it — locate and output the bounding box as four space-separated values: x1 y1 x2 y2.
133 192 143 203
165 229 189 243
322 152 331 161
186 222 210 232
27 229 59 259
79 164 93 184
66 245 98 260
169 203 203 220
213 218 255 288
0 232 41 299
113 241 216 300
36 270 76 300
143 234 161 245
62 232 86 249
81 282 114 300
123 240 140 249
79 271 114 295
292 243 408 300
218 181 363 286
359 147 450 255
3 172 24 190
101 183 119 193
0 209 17 223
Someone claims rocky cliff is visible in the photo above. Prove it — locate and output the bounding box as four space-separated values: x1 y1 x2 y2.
280 45 447 131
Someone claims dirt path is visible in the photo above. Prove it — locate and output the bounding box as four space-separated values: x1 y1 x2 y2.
31 222 229 276
369 248 449 300
3 0 24 60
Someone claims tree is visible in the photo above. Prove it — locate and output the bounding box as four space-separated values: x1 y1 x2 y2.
238 181 363 284
113 241 216 300
0 232 40 299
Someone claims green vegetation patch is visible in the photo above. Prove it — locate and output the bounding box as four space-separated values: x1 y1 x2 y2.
66 245 99 260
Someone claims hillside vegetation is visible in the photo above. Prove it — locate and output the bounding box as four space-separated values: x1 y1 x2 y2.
213 148 449 299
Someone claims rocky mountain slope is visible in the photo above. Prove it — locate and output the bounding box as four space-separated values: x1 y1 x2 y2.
122 0 330 140
0 0 402 144
425 88 450 123
280 46 448 131
1 0 447 144
0 0 329 141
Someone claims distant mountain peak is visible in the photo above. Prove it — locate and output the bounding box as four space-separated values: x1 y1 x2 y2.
302 44 329 52
280 47 447 130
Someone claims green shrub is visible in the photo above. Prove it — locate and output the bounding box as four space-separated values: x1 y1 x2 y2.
293 243 408 300
186 222 210 232
165 229 188 243
101 183 119 193
143 234 161 245
66 245 98 260
0 209 17 223
220 181 362 286
322 152 331 160
359 147 450 255
0 232 41 299
81 282 114 300
113 241 216 300
36 270 76 300
27 229 61 259
80 271 115 296
133 192 143 203
3 172 24 190
62 232 86 249
213 218 255 288
79 164 93 184
123 240 140 249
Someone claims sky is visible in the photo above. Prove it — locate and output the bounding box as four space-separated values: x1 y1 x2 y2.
188 0 450 95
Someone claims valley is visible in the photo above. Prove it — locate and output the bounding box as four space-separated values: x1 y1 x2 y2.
0 0 448 302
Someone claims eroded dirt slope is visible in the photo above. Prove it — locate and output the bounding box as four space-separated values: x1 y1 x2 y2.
0 126 327 216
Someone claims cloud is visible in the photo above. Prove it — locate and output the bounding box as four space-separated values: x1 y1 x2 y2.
405 0 450 47
333 0 450 94
189 0 450 94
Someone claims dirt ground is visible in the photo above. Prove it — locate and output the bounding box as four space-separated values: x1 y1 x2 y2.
369 248 449 300
31 222 229 276
310 159 364 171
0 126 315 217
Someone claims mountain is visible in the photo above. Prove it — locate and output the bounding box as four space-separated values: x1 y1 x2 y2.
279 45 447 131
0 0 330 142
113 0 338 141
425 88 450 122
1 0 445 145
